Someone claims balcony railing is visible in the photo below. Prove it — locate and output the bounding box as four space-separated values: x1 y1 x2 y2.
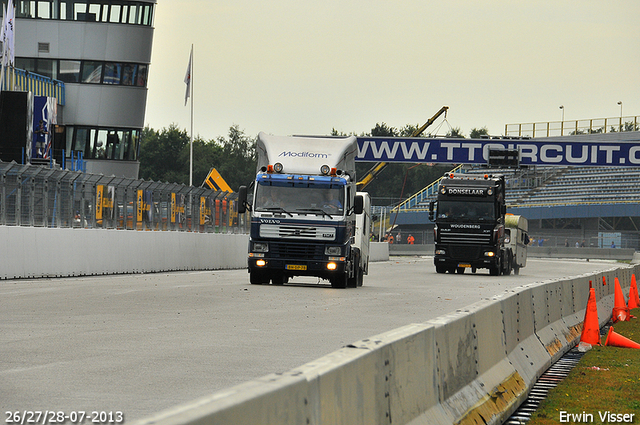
1 67 65 105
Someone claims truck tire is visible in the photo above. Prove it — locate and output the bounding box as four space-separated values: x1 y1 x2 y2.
250 270 269 285
347 252 360 288
456 267 465 274
436 266 447 274
504 251 513 275
331 273 348 289
271 273 287 285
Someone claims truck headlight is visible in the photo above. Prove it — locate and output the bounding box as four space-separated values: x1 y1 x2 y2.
435 249 446 255
325 246 341 256
484 251 495 257
252 242 269 253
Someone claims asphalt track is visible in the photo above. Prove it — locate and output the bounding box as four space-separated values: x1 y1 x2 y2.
1 257 621 422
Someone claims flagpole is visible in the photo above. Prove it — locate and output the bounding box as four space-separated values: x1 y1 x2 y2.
189 44 194 187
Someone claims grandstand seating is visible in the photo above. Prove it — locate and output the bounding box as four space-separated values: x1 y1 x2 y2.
398 165 640 210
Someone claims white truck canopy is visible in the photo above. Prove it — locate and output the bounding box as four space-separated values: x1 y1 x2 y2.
256 132 358 178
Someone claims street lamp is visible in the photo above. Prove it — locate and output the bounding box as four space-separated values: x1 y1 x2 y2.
618 101 623 131
617 101 623 118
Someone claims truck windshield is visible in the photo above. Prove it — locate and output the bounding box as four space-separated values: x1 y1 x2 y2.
255 183 345 216
437 201 494 221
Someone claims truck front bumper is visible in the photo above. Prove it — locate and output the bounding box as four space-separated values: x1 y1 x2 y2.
248 257 347 280
433 244 500 271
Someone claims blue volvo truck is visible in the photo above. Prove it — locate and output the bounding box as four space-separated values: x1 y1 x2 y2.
238 132 371 288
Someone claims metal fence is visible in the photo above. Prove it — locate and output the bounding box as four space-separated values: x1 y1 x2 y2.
0 161 249 233
505 115 640 138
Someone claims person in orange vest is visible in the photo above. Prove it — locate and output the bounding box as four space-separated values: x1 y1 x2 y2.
387 233 394 244
407 234 415 245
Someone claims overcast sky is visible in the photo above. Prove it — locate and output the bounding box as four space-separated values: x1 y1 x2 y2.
144 1 640 141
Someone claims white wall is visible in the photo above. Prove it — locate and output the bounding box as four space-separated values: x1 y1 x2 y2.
0 226 247 279
0 228 388 280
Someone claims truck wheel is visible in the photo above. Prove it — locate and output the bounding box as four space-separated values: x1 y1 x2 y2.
347 253 361 288
456 267 465 274
489 265 500 276
250 270 269 285
357 268 364 287
504 251 513 275
331 273 348 289
436 266 446 274
271 273 286 285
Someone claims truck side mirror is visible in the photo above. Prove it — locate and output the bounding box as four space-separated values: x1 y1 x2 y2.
354 194 364 215
428 200 435 221
238 186 248 213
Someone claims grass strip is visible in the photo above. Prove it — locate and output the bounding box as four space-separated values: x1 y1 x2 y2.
529 307 640 424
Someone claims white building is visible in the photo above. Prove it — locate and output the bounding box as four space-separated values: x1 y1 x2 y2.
3 0 156 178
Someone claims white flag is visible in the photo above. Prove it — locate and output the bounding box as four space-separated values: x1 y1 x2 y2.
184 47 192 106
1 0 15 66
1 4 8 67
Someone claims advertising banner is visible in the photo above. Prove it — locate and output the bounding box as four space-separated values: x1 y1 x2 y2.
32 96 57 160
96 185 104 220
199 197 213 226
356 134 640 166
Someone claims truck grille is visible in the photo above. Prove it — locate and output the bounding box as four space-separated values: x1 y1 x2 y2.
440 232 491 245
449 245 483 260
260 224 336 241
270 242 324 260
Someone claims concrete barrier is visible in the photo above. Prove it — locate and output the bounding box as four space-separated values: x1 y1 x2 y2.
0 227 389 280
0 226 248 279
133 264 639 425
388 243 636 261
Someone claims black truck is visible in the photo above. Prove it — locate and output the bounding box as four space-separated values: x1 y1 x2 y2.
429 173 512 276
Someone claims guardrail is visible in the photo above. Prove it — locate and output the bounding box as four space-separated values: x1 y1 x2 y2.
505 116 640 138
0 161 247 233
132 263 637 425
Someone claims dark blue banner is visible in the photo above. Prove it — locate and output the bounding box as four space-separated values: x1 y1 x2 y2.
356 136 640 166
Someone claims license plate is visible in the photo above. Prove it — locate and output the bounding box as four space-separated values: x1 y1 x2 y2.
286 264 307 271
458 263 471 268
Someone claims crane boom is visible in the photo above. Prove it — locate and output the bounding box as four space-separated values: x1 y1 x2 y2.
356 106 449 190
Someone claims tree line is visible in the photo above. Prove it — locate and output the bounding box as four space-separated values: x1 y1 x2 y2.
138 123 491 204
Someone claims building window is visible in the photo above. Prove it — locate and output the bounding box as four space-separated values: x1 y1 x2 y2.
122 63 136 86
103 63 122 84
81 61 103 83
68 126 140 161
59 60 81 83
135 64 147 86
10 0 154 26
17 57 149 87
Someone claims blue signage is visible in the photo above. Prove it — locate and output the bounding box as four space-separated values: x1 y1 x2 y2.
356 136 640 166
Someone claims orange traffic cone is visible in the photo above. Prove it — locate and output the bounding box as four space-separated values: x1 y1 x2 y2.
612 277 630 323
579 288 601 345
604 327 640 349
629 274 640 309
